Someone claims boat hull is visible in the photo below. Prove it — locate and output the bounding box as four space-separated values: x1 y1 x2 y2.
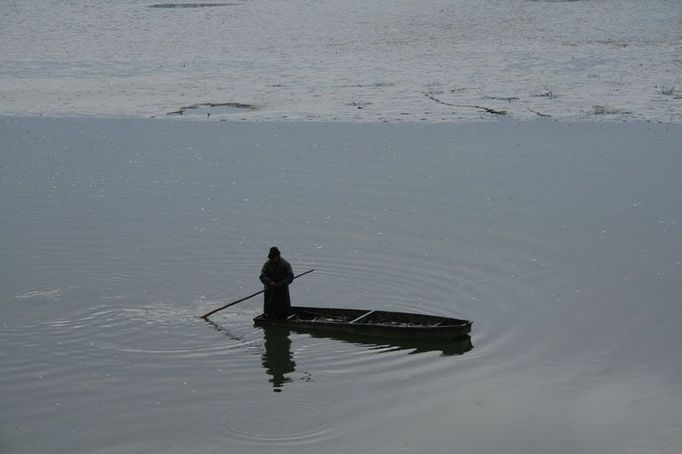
253 306 472 341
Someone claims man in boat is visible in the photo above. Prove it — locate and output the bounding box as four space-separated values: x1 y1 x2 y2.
259 247 294 319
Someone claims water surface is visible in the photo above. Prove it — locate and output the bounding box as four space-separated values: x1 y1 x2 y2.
1 118 681 453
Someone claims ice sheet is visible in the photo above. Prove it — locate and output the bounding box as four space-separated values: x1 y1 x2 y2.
0 0 680 122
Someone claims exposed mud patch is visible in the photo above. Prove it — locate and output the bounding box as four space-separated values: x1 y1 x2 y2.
591 105 633 116
424 92 508 116
167 102 256 118
148 3 240 8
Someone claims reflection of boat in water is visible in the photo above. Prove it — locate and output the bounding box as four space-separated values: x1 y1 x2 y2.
257 325 471 392
299 329 473 356
254 306 472 341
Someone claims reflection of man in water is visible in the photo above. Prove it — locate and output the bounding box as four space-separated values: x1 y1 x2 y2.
262 326 296 391
259 247 294 319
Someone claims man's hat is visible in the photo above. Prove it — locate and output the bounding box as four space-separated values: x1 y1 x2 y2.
268 247 281 258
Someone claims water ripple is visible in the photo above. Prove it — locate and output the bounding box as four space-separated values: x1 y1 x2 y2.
221 398 333 444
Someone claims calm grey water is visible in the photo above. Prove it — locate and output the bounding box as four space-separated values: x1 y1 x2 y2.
1 118 681 453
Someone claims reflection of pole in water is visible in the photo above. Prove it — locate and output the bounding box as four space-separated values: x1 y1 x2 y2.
262 326 296 392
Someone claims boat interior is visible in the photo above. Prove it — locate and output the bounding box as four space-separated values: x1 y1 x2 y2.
287 307 465 327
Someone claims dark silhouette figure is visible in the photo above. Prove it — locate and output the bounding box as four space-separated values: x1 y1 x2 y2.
259 247 294 319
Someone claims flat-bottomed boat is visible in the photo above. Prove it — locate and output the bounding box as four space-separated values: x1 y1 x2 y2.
253 306 472 341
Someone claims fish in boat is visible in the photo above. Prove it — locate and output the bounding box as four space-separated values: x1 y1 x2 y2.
253 306 472 341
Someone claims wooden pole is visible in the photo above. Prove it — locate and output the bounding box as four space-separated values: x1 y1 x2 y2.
200 269 314 319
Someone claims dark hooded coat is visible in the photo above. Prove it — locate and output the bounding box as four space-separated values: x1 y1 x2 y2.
259 257 294 319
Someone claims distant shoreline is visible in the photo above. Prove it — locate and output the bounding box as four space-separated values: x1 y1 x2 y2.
2 113 681 127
